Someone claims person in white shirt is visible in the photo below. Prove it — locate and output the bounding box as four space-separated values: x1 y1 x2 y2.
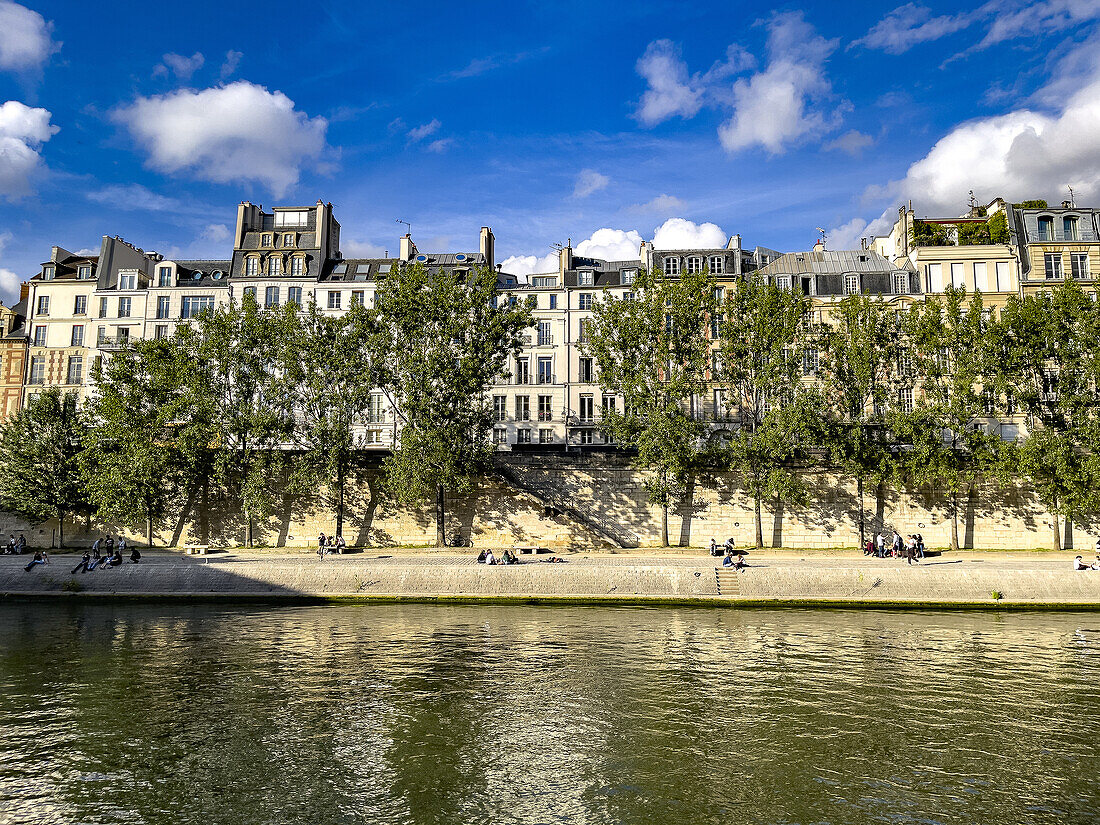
1073 555 1090 571
484 549 496 565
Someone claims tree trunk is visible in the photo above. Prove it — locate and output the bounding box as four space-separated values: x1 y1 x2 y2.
57 510 64 549
146 513 153 549
753 492 764 550
436 484 446 547
950 491 960 553
857 476 865 550
336 462 345 539
1051 497 1061 552
246 516 253 548
661 501 669 547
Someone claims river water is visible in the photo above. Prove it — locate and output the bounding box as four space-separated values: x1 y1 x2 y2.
0 603 1097 824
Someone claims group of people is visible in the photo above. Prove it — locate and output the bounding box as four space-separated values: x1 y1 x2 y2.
710 537 747 570
71 536 140 572
476 548 520 565
1073 553 1100 570
316 533 347 558
864 531 925 564
4 534 27 554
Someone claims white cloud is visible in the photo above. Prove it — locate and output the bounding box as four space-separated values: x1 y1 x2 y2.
201 223 230 243
0 1 59 72
154 51 204 80
0 267 19 297
220 50 242 80
87 183 180 211
426 138 452 153
718 12 839 154
575 228 643 261
634 40 704 126
500 252 559 276
629 194 687 214
853 4 971 54
343 238 388 258
0 100 57 199
407 119 441 142
573 168 609 198
112 81 328 197
976 0 1100 48
652 217 727 249
825 130 874 155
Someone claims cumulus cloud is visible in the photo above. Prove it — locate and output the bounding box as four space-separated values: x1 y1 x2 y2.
154 51 204 80
407 119 441 142
573 169 609 198
112 81 328 197
201 223 230 243
0 100 57 199
0 1 59 72
87 183 180 211
220 49 242 80
500 252 559 276
823 211 897 251
718 12 839 154
629 194 687 214
634 40 704 126
825 130 874 155
852 4 971 54
575 228 643 261
652 217 727 249
342 238 388 258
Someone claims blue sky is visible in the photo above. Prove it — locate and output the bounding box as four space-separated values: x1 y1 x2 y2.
0 0 1099 299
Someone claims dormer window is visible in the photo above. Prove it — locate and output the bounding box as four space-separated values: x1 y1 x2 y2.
777 275 792 291
709 256 725 274
664 257 680 275
78 265 92 279
621 269 636 285
1063 216 1079 241
268 257 282 277
261 234 272 247
42 265 54 280
283 234 295 248
844 274 859 295
578 270 594 286
119 272 137 290
686 256 703 274
1037 216 1053 241
246 257 258 276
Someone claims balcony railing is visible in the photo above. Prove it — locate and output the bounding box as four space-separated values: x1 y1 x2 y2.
537 335 554 346
537 373 556 384
537 411 553 422
96 335 132 350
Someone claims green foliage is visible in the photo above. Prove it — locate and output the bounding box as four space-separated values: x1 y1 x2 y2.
62 578 83 592
375 263 533 544
991 590 1003 600
911 219 953 247
1012 200 1048 209
0 389 89 546
988 212 1009 243
957 221 992 246
584 265 716 545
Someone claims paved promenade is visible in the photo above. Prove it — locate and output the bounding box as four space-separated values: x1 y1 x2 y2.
2 548 1099 607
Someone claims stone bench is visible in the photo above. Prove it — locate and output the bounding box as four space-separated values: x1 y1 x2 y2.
182 545 211 555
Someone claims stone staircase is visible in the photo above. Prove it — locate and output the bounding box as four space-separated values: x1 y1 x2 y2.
491 463 639 549
714 567 742 597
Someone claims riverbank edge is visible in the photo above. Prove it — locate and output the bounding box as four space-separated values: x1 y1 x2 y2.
3 591 1099 611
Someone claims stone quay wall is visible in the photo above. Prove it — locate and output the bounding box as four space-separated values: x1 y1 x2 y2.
2 453 1092 551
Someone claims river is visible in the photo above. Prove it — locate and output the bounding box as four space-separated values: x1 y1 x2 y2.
0 603 1097 824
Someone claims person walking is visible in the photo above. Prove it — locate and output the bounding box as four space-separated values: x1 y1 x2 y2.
317 533 327 560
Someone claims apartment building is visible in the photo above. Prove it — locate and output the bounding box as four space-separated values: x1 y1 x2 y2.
0 297 27 419
1009 201 1100 295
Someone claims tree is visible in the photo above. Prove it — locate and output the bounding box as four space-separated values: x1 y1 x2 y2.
173 294 297 546
715 276 820 548
584 265 716 546
375 263 532 546
0 389 88 547
82 338 197 547
282 300 382 539
989 281 1100 550
892 286 1000 551
819 295 901 549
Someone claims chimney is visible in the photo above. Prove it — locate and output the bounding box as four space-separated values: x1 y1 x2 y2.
399 234 416 261
727 234 741 250
560 238 573 275
812 238 825 253
479 226 495 270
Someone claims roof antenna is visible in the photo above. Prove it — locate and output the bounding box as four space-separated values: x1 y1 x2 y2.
968 189 977 209
1068 186 1076 207
395 219 411 235
815 227 827 250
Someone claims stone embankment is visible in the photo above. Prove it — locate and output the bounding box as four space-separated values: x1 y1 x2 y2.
2 551 1099 608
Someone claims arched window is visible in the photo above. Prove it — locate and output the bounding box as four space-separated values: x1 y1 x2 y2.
268 256 282 277
1037 216 1054 241
245 256 258 276
664 257 680 275
686 256 703 274
1063 216 1079 241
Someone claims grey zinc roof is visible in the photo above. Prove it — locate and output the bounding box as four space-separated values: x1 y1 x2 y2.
756 250 901 276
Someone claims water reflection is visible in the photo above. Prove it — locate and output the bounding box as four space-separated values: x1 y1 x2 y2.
0 604 1098 824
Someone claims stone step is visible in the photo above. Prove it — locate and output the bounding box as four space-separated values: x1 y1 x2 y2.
715 567 742 597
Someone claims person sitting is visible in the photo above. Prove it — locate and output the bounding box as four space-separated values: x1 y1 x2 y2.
129 547 141 564
709 538 719 557
1073 555 1090 571
863 539 874 555
334 535 347 554
72 552 91 574
5 534 14 554
484 549 497 565
501 549 518 565
23 551 46 571
722 550 735 567
1091 554 1100 571
733 554 746 570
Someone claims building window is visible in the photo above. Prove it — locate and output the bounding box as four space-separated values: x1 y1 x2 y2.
283 234 295 248
1037 216 1053 241
578 270 594 286
686 256 703 274
802 348 819 375
844 274 859 295
539 428 553 444
776 275 791 291
579 394 594 422
351 290 365 307
893 273 909 294
515 358 530 385
119 273 137 290
368 394 384 424
710 315 720 339
898 387 914 413
578 293 594 311
664 257 680 275
601 395 617 417
537 321 552 346
537 395 553 422
537 357 553 384
265 286 279 308
181 296 215 319
266 257 280 277
158 266 172 287
243 286 256 300
66 356 82 386
713 389 728 420
245 257 258 276
516 429 531 444
156 296 170 319
327 291 341 310
78 265 92 279
579 429 593 445
274 210 309 228
492 428 507 445
288 287 302 306
515 395 530 421
623 292 634 301
1045 253 1063 279
154 325 168 340
117 297 131 318
579 357 593 383
28 356 44 385
995 261 1009 291
261 234 272 247
291 256 303 277
73 295 87 315
1063 216 1079 241
99 297 108 318
548 294 557 309
533 276 557 287
364 430 383 445
71 325 84 347
1071 253 1090 279
578 318 591 342
493 396 506 422
36 296 48 316
709 256 724 274
42 266 54 281
33 326 45 346
621 269 636 285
